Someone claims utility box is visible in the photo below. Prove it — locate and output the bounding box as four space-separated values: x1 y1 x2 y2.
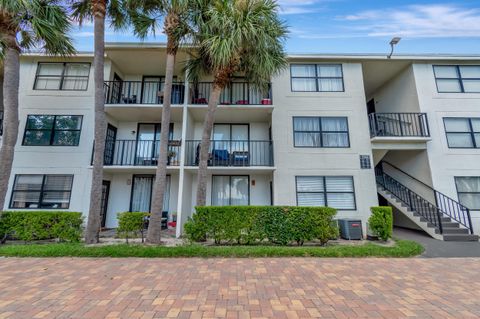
338 219 363 240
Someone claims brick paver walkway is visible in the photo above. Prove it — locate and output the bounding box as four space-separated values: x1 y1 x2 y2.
0 258 480 318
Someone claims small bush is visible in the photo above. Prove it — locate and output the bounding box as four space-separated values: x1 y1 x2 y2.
184 206 338 246
369 206 393 241
0 211 83 243
117 212 149 243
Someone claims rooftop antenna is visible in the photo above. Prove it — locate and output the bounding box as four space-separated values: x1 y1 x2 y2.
387 37 401 59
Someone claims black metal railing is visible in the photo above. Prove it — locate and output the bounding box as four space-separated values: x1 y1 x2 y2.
190 82 272 105
104 81 185 105
376 162 474 234
185 140 274 167
369 112 430 137
0 111 3 136
103 140 181 166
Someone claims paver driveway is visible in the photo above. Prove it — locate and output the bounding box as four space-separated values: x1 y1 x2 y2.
0 258 480 318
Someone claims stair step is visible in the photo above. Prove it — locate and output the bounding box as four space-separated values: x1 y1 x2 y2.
435 227 469 234
443 234 479 242
426 222 459 228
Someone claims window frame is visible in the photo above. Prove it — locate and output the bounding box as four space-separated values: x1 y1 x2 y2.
295 176 356 210
455 176 480 211
22 114 83 147
443 117 480 149
9 174 74 209
290 63 345 92
33 62 91 91
211 175 250 206
433 65 480 93
292 116 350 148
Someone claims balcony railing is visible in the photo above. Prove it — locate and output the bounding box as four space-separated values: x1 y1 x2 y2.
103 140 181 166
0 111 3 136
368 112 430 138
104 81 185 105
185 140 274 167
190 82 272 105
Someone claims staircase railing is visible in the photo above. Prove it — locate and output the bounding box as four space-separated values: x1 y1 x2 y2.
376 167 443 233
376 162 474 234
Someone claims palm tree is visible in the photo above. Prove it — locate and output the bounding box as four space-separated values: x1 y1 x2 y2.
71 0 126 244
187 0 287 206
127 0 193 244
0 0 75 211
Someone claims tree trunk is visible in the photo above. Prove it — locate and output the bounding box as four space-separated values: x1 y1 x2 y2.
0 39 20 212
196 85 223 206
147 42 176 244
85 12 107 244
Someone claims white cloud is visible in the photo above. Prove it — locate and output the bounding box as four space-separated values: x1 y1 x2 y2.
277 0 325 15
339 4 480 38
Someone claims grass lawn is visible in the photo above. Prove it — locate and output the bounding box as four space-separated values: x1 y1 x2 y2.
0 239 423 258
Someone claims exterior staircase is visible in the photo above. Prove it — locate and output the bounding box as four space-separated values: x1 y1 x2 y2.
376 163 478 242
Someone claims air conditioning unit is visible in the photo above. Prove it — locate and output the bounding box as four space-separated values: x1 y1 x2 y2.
338 219 363 240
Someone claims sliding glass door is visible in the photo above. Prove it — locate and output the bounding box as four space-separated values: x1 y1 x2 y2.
130 175 171 212
212 175 249 206
136 124 174 165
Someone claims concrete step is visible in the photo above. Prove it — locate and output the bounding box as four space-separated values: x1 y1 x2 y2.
443 234 479 241
427 222 459 228
435 227 470 234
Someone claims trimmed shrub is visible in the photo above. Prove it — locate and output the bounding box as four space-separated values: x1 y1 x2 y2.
184 206 338 246
0 211 83 243
117 212 149 243
369 206 393 241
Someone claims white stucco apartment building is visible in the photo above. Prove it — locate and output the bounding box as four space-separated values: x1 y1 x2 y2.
1 43 479 241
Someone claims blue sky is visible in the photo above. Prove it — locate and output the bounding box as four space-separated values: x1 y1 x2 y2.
72 0 480 54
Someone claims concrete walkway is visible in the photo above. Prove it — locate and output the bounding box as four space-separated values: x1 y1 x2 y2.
394 227 480 258
1 257 480 318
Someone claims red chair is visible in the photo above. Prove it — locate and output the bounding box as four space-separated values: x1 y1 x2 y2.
236 100 249 105
261 99 272 105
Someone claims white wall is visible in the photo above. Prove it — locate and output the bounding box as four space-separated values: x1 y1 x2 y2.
413 62 480 233
371 65 421 113
4 56 95 220
271 61 379 234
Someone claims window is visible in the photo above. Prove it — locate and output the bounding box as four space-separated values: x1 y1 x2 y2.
455 177 480 210
10 174 73 209
212 175 249 206
296 176 356 210
34 62 90 91
444 117 480 148
130 175 170 212
293 117 349 147
290 64 344 92
23 115 83 146
434 65 480 93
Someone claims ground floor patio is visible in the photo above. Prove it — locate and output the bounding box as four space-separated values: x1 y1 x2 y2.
0 257 479 318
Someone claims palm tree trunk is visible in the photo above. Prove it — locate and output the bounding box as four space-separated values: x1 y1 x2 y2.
196 84 223 206
147 38 176 244
85 9 107 244
0 38 20 212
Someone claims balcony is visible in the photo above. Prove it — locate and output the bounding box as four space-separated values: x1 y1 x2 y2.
103 80 272 106
185 140 274 167
190 82 272 106
369 112 430 138
103 140 181 166
369 112 431 153
104 81 185 105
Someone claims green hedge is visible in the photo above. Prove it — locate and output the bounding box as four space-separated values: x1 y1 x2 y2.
369 206 393 241
0 211 83 242
184 206 338 246
117 212 149 243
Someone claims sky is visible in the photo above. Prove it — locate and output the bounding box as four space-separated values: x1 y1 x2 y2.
72 0 480 55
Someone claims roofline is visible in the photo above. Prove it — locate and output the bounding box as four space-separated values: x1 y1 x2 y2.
287 53 480 61
20 42 480 61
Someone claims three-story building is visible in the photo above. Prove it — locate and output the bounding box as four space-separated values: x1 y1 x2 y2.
2 44 479 241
